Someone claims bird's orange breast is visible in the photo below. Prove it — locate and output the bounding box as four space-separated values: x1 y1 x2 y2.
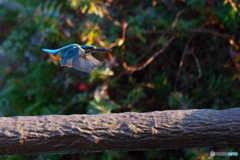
49 54 62 61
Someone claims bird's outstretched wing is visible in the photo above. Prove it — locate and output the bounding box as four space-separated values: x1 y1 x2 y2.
59 46 80 58
60 47 80 66
60 58 73 67
71 54 101 72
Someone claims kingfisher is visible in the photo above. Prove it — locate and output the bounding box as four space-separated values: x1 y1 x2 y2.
42 44 111 72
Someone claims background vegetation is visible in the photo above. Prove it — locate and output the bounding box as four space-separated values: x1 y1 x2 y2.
0 0 239 159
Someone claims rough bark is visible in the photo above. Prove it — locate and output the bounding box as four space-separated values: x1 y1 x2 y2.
0 108 239 156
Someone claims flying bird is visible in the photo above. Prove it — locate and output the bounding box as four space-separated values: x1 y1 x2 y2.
42 44 111 72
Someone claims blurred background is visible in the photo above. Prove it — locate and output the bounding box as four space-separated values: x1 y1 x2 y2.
0 0 239 159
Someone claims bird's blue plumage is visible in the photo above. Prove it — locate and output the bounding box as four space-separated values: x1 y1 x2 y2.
42 48 62 55
42 44 110 72
60 48 79 66
60 46 80 58
42 44 80 55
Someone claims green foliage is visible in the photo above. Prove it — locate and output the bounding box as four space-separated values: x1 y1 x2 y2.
168 92 193 109
88 85 117 114
187 0 206 10
0 62 64 116
122 86 146 110
216 2 239 31
0 0 239 159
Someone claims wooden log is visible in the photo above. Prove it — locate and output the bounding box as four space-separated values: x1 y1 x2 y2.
0 108 240 156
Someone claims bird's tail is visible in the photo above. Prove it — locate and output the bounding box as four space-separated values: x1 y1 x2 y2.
42 48 63 55
71 54 101 72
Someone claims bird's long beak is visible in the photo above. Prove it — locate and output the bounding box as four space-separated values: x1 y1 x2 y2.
92 48 112 52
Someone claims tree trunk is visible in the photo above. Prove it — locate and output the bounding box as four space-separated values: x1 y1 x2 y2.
0 108 239 156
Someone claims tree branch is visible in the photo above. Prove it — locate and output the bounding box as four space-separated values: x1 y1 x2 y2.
122 36 175 72
0 108 240 156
